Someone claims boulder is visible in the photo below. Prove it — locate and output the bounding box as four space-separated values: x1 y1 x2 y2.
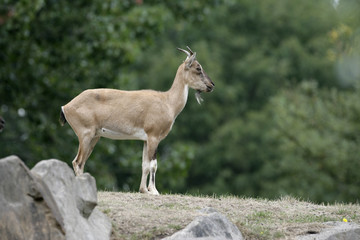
0 155 65 240
0 155 111 240
31 159 112 240
164 207 243 240
76 173 98 218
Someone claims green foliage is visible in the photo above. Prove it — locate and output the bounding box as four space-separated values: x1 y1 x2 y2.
263 82 360 202
189 81 360 203
1 0 360 203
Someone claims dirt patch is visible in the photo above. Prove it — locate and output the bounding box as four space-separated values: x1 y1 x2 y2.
97 192 360 240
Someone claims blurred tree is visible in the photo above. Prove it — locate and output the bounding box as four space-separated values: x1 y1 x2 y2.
188 80 360 203
261 81 360 203
332 0 360 88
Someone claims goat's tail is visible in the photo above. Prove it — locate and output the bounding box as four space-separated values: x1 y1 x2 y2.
59 106 67 126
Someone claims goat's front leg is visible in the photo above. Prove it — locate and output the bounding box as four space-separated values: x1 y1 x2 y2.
139 141 150 193
139 138 159 195
148 150 158 195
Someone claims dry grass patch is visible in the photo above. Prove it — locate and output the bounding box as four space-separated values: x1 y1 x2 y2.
97 192 360 240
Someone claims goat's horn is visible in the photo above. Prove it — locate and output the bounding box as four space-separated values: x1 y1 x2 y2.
177 47 191 58
186 46 194 55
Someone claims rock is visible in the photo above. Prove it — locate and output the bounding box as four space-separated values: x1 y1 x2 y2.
88 208 114 240
32 159 112 240
0 155 111 240
0 155 65 240
75 173 98 218
164 208 243 240
297 221 360 240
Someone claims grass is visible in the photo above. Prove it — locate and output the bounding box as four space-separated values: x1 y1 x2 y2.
97 191 360 240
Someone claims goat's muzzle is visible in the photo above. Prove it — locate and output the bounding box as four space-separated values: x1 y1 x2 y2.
206 81 215 92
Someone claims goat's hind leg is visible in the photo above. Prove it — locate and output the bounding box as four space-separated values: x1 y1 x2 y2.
72 131 99 176
72 144 82 176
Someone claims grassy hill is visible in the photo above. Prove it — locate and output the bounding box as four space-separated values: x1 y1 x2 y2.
98 191 360 240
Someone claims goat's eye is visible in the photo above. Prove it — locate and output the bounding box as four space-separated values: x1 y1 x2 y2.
196 67 201 72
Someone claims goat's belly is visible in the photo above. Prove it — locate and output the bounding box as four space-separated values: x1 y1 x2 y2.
98 127 147 141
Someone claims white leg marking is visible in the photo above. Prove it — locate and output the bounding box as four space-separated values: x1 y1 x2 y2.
140 160 150 193
148 159 159 195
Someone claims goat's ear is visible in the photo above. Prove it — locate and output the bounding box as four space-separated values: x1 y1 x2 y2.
185 52 196 69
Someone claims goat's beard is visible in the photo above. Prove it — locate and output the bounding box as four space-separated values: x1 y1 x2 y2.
195 90 204 105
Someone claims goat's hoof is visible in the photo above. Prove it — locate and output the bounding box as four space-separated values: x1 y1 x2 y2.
74 169 83 176
139 187 149 194
148 188 160 195
73 165 83 176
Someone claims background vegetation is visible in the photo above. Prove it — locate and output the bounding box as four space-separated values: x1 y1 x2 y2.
1 0 360 203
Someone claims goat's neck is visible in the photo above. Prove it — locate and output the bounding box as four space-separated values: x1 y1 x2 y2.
166 66 189 118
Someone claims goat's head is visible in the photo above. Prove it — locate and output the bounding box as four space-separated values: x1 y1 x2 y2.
178 46 215 104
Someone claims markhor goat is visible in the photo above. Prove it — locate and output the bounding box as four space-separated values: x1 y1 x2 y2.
60 47 214 195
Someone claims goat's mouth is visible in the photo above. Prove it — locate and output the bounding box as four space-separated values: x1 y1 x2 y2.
195 84 214 104
196 86 213 93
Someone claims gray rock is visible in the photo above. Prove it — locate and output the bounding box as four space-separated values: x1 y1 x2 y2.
297 221 360 240
0 155 111 240
0 155 65 240
75 173 98 218
164 208 243 240
32 159 112 240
